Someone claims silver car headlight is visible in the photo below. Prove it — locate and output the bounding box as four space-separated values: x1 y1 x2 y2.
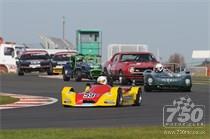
185 79 191 85
148 77 153 85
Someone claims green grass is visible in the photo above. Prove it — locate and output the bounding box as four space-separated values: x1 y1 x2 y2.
0 126 209 139
0 95 19 105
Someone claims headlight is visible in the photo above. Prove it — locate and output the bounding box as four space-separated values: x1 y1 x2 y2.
129 67 135 73
148 77 153 85
176 74 181 77
65 70 68 74
185 79 191 85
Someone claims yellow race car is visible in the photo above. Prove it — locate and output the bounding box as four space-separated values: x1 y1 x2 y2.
61 83 142 107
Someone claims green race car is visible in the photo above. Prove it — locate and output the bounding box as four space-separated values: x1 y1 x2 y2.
62 54 102 81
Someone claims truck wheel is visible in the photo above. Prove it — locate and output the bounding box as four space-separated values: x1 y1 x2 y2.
119 71 127 85
75 70 82 81
0 65 8 73
134 89 142 106
18 69 24 76
116 88 123 107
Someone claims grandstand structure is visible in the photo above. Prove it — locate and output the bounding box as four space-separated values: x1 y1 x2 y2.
40 35 75 50
192 50 210 59
191 50 210 77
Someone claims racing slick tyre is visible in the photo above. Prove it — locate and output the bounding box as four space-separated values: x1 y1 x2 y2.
107 76 113 86
18 69 24 76
144 85 152 92
134 89 142 106
75 70 82 81
119 71 127 85
63 74 70 81
116 88 123 107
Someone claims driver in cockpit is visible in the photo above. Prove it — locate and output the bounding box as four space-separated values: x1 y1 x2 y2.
154 63 173 77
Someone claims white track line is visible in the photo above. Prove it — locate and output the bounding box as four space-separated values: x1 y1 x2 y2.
0 93 58 110
39 75 63 79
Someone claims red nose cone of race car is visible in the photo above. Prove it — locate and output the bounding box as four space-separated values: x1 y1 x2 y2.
76 84 111 104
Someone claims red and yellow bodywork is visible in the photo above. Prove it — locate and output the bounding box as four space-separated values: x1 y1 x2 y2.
61 84 142 107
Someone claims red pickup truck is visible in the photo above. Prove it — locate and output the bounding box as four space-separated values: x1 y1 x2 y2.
104 52 158 84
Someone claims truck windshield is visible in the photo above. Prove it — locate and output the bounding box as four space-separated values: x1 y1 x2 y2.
53 54 71 61
15 46 25 57
20 53 50 60
120 54 156 62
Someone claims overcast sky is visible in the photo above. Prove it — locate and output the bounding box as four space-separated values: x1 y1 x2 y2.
1 0 209 63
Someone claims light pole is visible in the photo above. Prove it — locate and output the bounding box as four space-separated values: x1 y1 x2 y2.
62 16 65 40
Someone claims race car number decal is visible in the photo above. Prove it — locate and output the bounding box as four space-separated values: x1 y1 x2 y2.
83 93 96 98
160 78 179 82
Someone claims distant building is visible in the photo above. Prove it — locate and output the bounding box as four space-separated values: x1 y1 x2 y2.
40 35 75 50
192 50 210 59
191 50 210 77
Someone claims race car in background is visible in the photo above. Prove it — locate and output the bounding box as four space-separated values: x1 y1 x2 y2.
16 50 51 75
48 51 77 75
61 82 142 107
62 54 102 81
143 67 192 92
104 52 158 85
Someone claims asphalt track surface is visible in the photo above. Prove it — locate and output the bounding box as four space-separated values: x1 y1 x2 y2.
0 74 209 129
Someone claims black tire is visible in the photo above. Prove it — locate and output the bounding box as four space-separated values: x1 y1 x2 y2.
63 74 70 81
107 76 113 86
144 85 152 92
183 87 191 92
47 64 53 75
134 89 142 106
18 69 24 76
116 88 123 107
75 70 82 81
119 71 127 85
103 68 109 76
63 105 69 107
63 68 70 81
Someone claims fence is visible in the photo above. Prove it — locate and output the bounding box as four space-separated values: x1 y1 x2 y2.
189 66 208 77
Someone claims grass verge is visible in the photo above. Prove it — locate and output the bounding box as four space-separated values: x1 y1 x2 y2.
0 125 209 139
192 76 210 84
0 95 19 105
